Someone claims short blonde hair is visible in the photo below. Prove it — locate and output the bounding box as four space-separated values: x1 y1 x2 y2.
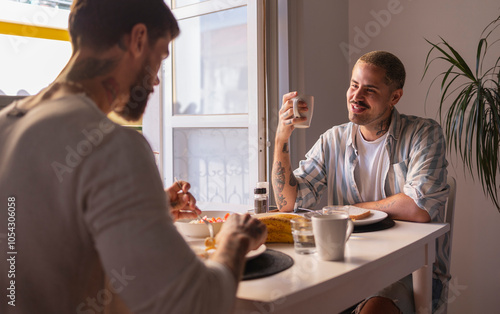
358 51 406 90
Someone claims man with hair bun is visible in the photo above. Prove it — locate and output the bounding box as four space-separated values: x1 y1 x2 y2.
0 1 266 313
273 50 450 313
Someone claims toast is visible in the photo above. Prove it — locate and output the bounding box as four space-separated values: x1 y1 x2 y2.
348 206 371 220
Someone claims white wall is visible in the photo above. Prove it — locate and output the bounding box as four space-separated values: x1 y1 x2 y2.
287 0 349 210
347 1 500 312
294 0 500 312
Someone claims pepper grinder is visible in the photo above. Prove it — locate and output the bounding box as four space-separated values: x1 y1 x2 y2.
254 187 269 214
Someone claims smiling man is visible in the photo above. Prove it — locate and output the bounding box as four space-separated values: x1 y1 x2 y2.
272 51 449 312
0 1 266 313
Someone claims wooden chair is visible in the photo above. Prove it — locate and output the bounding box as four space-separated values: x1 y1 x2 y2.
445 175 456 250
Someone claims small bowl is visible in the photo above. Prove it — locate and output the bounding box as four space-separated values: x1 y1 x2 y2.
175 210 234 238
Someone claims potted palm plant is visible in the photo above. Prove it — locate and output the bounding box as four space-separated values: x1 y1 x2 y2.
422 16 500 212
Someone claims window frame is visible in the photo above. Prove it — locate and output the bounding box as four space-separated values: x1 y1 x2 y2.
143 0 267 208
0 1 71 99
0 1 70 39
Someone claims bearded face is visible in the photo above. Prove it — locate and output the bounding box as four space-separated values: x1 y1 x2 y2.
117 58 157 121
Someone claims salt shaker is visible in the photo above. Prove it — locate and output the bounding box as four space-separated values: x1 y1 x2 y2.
254 187 269 214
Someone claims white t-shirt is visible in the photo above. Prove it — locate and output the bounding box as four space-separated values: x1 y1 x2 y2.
0 94 235 314
354 127 389 202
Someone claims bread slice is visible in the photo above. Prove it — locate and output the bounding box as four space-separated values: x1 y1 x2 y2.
348 206 371 220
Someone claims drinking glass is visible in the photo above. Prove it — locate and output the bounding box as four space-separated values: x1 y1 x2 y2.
291 218 316 254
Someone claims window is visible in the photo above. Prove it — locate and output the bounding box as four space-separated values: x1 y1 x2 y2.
0 0 142 129
0 1 72 96
0 0 268 207
143 0 267 207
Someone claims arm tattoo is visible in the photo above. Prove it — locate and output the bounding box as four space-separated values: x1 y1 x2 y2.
278 144 296 186
277 194 287 208
282 143 289 154
375 200 396 210
67 57 119 81
273 161 286 193
273 161 287 209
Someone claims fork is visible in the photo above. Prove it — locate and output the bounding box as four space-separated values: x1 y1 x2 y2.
298 208 323 214
175 177 214 239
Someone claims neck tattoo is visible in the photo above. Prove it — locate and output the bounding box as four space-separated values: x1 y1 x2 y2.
102 78 120 105
376 115 391 136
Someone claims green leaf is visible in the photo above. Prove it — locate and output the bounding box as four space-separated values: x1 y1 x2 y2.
476 38 486 77
423 15 500 213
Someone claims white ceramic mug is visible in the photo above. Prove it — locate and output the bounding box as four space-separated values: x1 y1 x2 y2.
292 94 314 128
312 213 354 261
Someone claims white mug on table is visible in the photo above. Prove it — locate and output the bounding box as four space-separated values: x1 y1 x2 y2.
312 213 353 261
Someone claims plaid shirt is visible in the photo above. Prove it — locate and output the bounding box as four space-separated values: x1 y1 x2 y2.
294 108 450 303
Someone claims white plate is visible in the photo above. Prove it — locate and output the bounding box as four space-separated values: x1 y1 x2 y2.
246 244 267 260
188 240 266 260
353 210 388 226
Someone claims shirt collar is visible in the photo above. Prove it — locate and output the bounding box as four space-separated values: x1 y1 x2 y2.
347 107 401 148
347 122 357 149
387 107 401 142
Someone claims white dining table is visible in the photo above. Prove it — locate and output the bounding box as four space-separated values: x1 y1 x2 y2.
233 220 449 314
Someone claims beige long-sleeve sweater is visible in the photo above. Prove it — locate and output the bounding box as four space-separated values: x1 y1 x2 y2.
0 94 235 314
